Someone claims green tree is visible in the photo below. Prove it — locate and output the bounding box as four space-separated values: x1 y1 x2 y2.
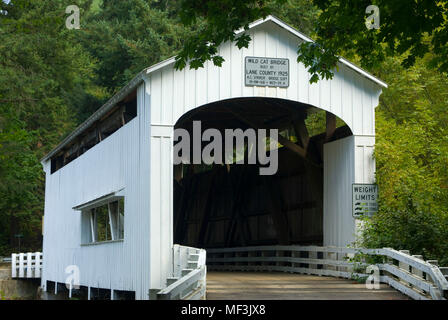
174 0 448 84
0 0 190 253
0 0 99 253
79 0 190 93
173 0 320 70
298 0 448 82
360 53 448 265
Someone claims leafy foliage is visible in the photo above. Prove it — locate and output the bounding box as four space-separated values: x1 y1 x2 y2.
0 0 98 254
80 0 189 93
298 0 448 82
174 0 319 71
0 0 188 254
174 0 275 70
360 54 448 265
174 0 448 84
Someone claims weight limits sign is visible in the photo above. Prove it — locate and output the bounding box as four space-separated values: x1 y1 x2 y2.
245 57 289 87
352 184 378 217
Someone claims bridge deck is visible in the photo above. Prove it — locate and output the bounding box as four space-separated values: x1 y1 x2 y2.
206 271 408 300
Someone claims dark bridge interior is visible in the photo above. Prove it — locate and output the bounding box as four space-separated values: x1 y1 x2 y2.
173 98 352 248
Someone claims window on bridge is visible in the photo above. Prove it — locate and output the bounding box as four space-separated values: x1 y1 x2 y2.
81 197 125 244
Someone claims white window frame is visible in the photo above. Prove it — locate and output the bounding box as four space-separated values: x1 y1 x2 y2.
73 189 125 245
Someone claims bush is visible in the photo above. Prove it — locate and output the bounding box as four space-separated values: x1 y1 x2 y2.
361 203 448 266
360 55 448 266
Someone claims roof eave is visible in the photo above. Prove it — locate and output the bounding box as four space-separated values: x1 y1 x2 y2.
40 71 146 163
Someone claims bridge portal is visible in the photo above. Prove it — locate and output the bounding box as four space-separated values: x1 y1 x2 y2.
173 97 354 249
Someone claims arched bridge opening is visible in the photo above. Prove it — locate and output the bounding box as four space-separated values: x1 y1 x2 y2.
173 97 352 250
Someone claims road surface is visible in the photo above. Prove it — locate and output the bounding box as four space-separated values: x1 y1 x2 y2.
206 271 408 300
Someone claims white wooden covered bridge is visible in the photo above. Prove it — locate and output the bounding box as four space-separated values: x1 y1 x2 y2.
33 16 447 300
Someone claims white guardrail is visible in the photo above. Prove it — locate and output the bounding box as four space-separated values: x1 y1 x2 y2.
10 246 448 300
11 252 43 278
157 244 207 300
207 245 448 300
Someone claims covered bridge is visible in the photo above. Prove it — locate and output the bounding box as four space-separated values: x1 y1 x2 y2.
39 16 396 300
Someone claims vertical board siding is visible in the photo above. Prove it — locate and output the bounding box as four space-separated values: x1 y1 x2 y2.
286 33 299 101
151 71 163 124
241 30 255 98
265 26 278 98
323 135 376 247
219 42 232 100
148 21 380 137
353 135 376 242
136 83 151 299
330 65 342 119
230 35 243 98
354 136 376 183
208 60 221 104
196 62 208 108
42 83 151 299
161 68 174 124
149 130 174 290
323 136 355 247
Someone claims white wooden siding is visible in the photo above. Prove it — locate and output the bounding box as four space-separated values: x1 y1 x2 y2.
323 136 376 247
145 20 382 252
323 136 355 247
149 123 174 290
41 83 151 300
147 21 382 136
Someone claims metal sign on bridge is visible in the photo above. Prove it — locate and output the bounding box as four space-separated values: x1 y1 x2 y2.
352 183 378 217
245 56 289 88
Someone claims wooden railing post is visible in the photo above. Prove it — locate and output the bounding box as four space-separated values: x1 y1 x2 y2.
309 250 317 272
398 250 411 287
35 252 41 278
410 255 425 294
26 252 33 278
18 253 25 278
11 253 17 278
425 260 438 283
261 251 266 267
325 247 337 272
275 250 282 268
292 250 299 269
346 253 354 273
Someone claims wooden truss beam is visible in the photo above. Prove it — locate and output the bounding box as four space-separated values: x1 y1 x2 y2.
226 108 321 167
224 167 251 247
263 176 290 245
197 168 220 246
293 118 310 150
326 112 336 142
